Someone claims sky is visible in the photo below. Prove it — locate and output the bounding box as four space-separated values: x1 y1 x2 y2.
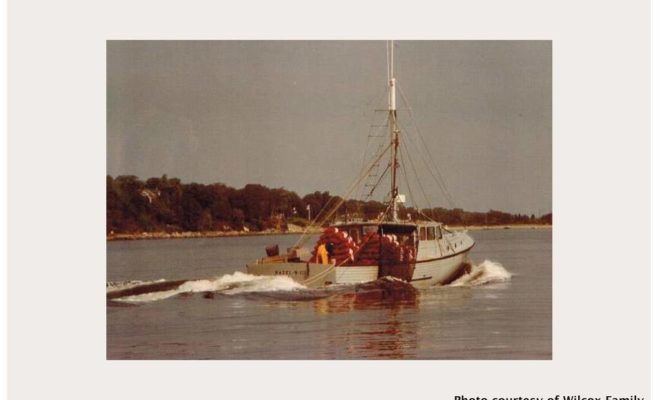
107 41 551 215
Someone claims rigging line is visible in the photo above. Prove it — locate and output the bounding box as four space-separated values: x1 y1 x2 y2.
399 130 432 211
357 86 390 200
367 163 391 198
399 119 456 210
399 131 436 222
400 123 455 209
399 134 433 222
396 96 456 208
399 124 468 227
358 113 391 200
399 89 458 210
397 147 415 208
309 142 388 228
397 84 459 209
358 86 390 171
395 126 423 215
360 147 391 201
300 161 371 239
294 142 393 249
397 141 423 219
403 122 456 223
398 86 468 229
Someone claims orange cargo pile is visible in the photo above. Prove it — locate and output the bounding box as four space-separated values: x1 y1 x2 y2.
354 233 397 265
310 227 358 265
311 228 417 266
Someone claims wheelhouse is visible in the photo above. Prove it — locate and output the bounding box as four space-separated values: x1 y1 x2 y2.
333 221 445 249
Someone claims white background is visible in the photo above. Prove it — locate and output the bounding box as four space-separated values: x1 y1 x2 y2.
5 1 654 399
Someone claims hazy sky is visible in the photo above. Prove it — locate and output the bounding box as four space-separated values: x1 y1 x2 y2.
107 41 551 215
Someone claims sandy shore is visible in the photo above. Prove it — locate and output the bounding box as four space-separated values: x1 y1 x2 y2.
107 224 550 241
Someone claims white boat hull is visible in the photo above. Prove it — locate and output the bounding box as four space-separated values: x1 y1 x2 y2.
246 231 474 289
246 261 378 288
330 266 380 285
409 248 471 288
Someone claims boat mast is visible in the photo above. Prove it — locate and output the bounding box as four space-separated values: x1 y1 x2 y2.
387 40 400 222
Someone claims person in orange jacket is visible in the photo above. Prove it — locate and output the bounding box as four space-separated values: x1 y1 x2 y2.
316 243 329 264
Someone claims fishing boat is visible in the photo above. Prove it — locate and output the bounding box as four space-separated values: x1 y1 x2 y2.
246 41 475 289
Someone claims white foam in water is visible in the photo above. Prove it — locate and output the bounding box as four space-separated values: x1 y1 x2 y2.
449 260 512 287
115 271 306 303
118 288 182 303
106 279 166 293
111 263 511 303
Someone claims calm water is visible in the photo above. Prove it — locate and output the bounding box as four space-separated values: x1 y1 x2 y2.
107 229 552 359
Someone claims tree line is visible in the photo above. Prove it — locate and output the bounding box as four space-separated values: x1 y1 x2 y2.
107 175 552 234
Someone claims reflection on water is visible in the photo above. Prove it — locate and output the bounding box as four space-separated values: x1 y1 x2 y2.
312 279 420 359
313 279 419 314
312 283 481 359
107 229 551 359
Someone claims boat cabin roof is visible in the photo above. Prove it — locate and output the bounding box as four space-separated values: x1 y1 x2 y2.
332 220 443 232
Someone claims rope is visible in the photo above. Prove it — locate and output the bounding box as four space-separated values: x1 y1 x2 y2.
398 85 459 209
398 136 433 222
366 163 391 199
397 141 417 211
398 84 467 228
293 142 393 250
358 114 390 202
358 86 389 176
399 129 436 222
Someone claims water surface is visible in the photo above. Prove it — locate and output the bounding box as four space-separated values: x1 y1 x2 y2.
107 228 551 359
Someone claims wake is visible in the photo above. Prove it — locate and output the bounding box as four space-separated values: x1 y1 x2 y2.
449 260 512 287
107 271 306 303
106 260 511 304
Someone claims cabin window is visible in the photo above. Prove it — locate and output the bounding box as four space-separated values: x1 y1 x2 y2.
419 227 427 240
363 225 378 235
436 226 442 239
427 226 435 240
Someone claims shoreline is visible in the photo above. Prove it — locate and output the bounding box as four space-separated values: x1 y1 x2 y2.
448 224 552 231
106 228 323 241
107 224 551 241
